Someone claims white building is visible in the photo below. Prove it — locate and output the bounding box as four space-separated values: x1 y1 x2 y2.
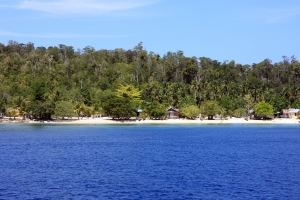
282 108 300 118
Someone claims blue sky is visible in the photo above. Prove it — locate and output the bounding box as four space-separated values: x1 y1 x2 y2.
1 0 300 65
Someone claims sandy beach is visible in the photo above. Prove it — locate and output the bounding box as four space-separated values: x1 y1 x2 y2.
38 117 300 125
1 117 299 124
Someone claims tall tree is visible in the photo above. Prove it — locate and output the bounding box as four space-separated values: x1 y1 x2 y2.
254 101 274 118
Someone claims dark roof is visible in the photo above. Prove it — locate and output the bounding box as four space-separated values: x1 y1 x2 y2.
167 107 179 112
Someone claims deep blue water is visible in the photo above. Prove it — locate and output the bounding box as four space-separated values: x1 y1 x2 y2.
0 124 300 199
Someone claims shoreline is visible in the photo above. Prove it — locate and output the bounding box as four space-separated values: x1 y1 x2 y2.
63 118 300 124
1 117 298 125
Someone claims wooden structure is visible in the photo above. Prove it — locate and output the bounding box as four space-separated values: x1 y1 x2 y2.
282 108 300 118
166 107 180 119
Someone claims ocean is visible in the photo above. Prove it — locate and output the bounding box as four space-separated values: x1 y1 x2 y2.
0 124 300 199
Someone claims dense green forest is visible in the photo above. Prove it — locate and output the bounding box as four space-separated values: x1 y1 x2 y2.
0 40 299 120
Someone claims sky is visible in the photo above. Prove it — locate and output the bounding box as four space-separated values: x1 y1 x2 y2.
1 0 300 65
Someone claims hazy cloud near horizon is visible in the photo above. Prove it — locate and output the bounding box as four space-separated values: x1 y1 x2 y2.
16 0 160 15
0 0 299 65
0 30 131 38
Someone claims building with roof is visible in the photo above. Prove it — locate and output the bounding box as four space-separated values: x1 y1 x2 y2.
166 107 180 119
282 108 300 118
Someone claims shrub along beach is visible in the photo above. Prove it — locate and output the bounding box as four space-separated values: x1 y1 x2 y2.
0 41 300 122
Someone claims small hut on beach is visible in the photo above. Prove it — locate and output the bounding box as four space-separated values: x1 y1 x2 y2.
166 107 180 119
282 108 300 118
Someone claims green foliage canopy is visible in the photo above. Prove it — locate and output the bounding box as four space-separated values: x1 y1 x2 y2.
54 101 76 119
180 105 200 119
103 96 136 119
200 101 221 120
254 101 274 118
0 41 300 120
116 84 143 107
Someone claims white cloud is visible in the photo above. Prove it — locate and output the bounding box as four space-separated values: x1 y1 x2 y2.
17 0 159 15
0 30 130 38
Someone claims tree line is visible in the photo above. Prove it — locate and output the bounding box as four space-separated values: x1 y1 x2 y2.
0 40 299 120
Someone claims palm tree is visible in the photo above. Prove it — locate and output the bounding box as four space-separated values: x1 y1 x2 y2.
190 80 199 101
74 102 85 119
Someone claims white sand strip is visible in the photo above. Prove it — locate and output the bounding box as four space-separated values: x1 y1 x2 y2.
52 118 300 125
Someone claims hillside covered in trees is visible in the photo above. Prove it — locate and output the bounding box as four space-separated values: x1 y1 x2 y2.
0 41 300 120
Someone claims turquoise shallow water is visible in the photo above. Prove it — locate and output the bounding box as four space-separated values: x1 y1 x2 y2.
0 124 300 199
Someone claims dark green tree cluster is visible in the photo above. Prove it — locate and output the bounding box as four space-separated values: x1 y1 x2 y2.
0 40 299 119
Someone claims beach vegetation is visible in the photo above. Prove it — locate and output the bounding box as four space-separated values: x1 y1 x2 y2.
200 101 221 120
0 41 299 120
180 105 200 119
102 96 136 119
233 108 247 117
253 101 274 118
54 101 76 119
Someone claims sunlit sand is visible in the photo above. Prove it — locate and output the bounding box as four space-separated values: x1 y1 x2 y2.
54 117 299 125
1 116 298 124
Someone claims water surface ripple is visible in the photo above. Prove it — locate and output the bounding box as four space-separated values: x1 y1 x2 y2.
0 124 300 199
